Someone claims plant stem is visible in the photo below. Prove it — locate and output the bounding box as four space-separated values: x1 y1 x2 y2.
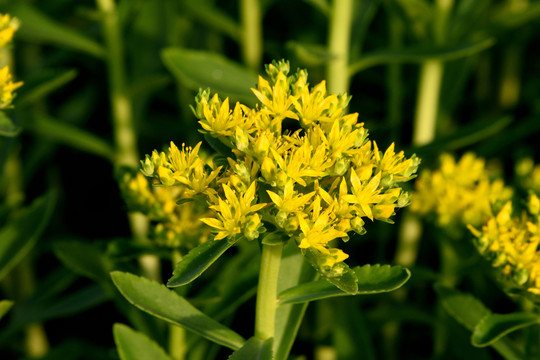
327 0 353 95
240 0 262 71
255 243 283 340
95 0 159 281
169 250 186 360
412 60 444 145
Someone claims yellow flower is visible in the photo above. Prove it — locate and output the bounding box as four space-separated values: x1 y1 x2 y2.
291 80 339 127
0 66 23 109
199 95 252 137
251 72 298 120
138 60 418 270
297 196 347 254
0 14 18 48
469 194 540 299
412 152 512 228
201 182 267 241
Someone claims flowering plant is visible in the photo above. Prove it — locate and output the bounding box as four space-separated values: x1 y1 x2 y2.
112 60 418 358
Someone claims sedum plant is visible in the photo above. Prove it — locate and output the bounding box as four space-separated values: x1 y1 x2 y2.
112 60 418 358
413 153 540 357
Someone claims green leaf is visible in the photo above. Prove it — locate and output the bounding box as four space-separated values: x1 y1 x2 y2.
228 337 273 360
111 271 245 350
53 241 111 286
16 69 78 106
278 264 410 304
435 285 525 360
0 111 20 137
409 116 512 157
261 231 290 246
355 264 411 293
435 285 491 331
472 312 540 347
182 0 241 41
0 300 14 320
27 115 115 161
301 248 359 293
113 323 171 360
8 2 105 57
161 48 257 103
286 41 334 65
0 191 56 282
5 285 108 336
167 238 235 287
349 38 495 75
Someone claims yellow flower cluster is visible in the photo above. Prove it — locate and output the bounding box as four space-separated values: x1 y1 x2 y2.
468 195 540 298
411 153 512 228
120 170 212 249
0 13 22 109
139 61 419 274
413 152 540 300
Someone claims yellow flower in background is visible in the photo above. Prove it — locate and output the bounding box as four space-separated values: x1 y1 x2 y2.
136 60 419 273
468 194 540 299
516 158 540 195
0 66 23 109
120 171 211 249
0 14 18 48
411 152 512 228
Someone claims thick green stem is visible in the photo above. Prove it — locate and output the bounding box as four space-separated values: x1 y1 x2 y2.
327 0 353 94
96 0 158 281
169 251 186 360
412 60 444 145
240 0 262 71
255 243 283 340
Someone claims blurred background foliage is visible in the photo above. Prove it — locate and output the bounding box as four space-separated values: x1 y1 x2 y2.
1 0 540 359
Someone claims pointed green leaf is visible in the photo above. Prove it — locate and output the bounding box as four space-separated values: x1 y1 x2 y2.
161 48 257 103
28 115 115 161
182 0 241 41
167 238 235 287
0 300 14 320
349 38 495 75
435 285 525 360
302 248 358 294
0 111 20 137
278 264 410 304
228 337 273 360
53 241 111 286
435 285 491 331
114 323 171 360
472 312 540 347
111 271 245 350
0 191 56 282
286 41 334 65
409 116 512 157
8 3 105 57
355 264 411 293
16 69 78 106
